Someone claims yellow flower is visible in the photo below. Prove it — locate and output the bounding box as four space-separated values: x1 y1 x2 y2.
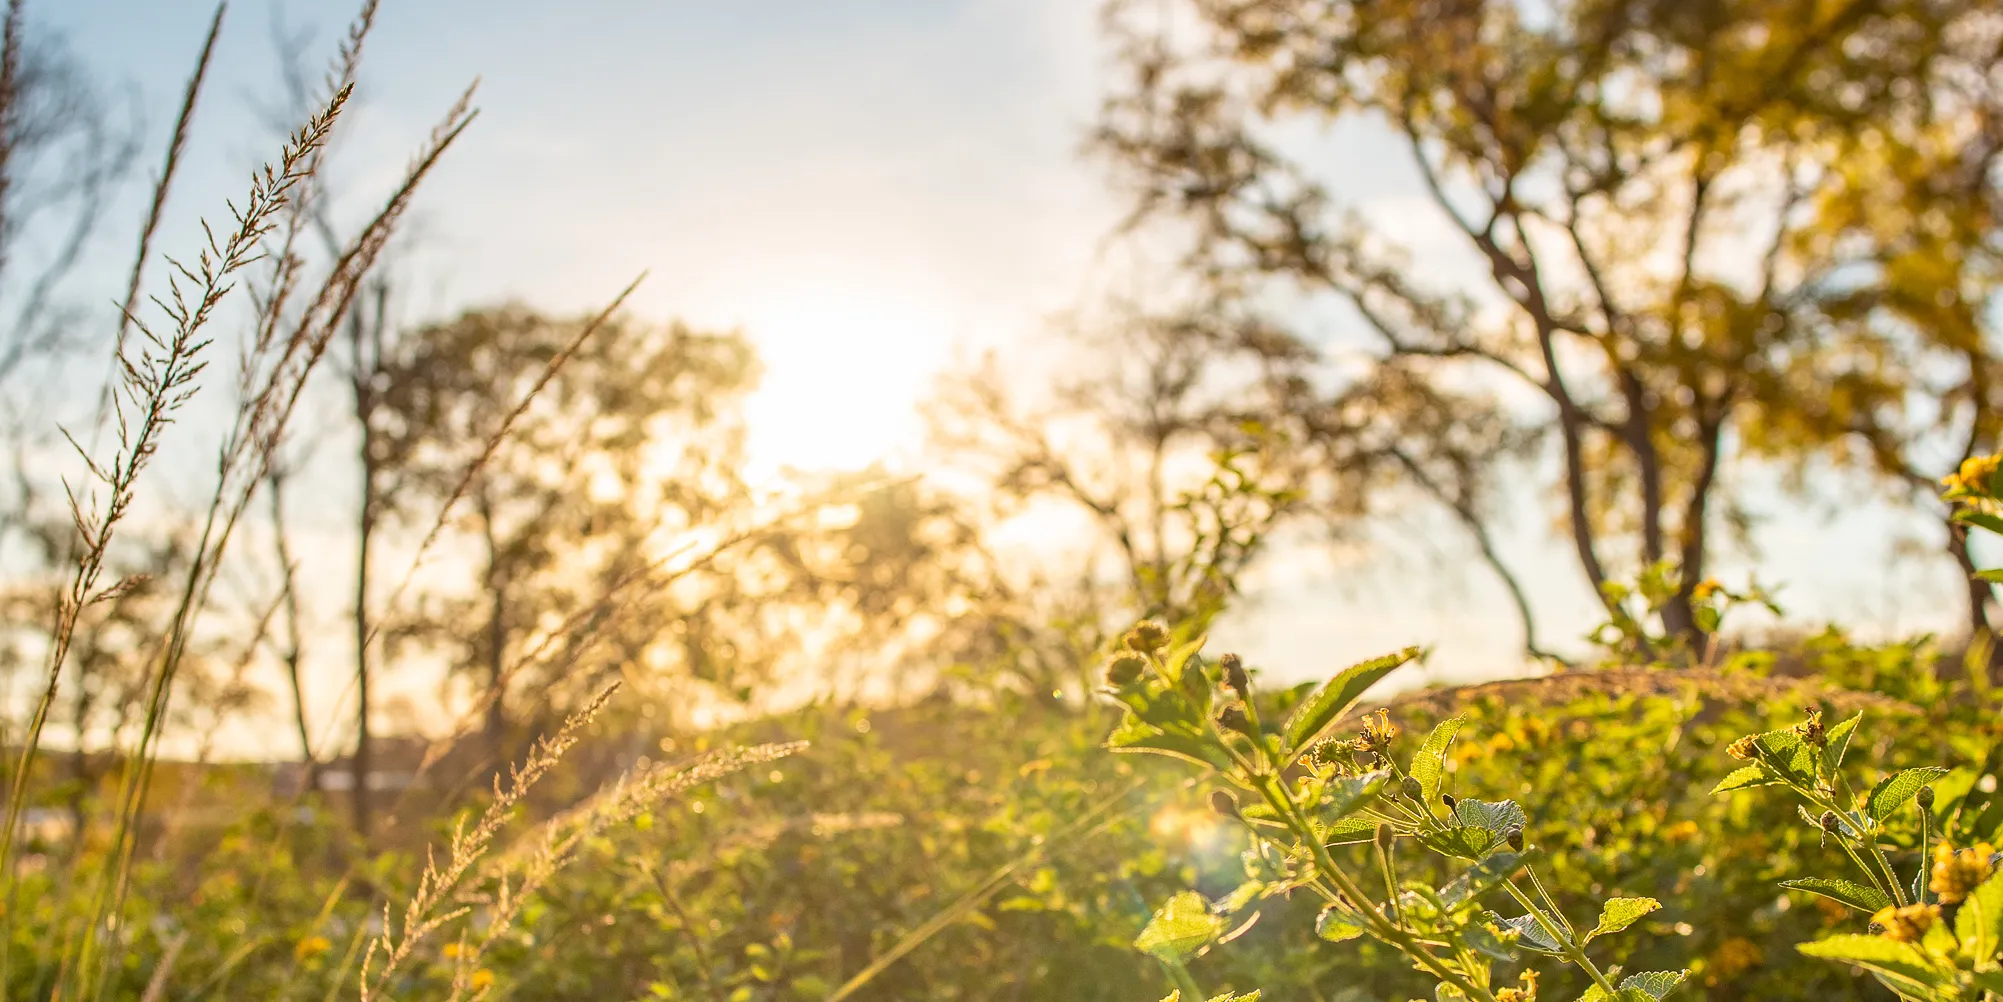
1691 578 1723 602
1929 841 1996 905
293 935 332 961
1947 454 2003 494
1872 903 1939 943
470 968 495 992
1663 820 1701 844
442 942 464 960
1359 709 1398 752
1726 735 1759 761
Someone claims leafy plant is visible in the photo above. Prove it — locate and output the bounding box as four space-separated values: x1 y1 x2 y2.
1104 622 1692 1001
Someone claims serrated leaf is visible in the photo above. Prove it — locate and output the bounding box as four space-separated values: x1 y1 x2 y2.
1438 850 1537 913
1316 769 1390 823
1107 717 1229 769
1956 869 2003 962
1618 969 1689 1000
1282 647 1421 753
1416 825 1502 860
1866 767 1950 822
1780 878 1892 914
1453 798 1527 834
1411 715 1467 810
1135 892 1225 962
1710 764 1780 794
1462 919 1516 961
1796 934 1942 987
1822 712 1862 774
1315 904 1364 942
1957 510 2003 537
1584 897 1660 943
1158 633 1208 685
1495 913 1564 953
1319 815 1379 845
1742 727 1818 785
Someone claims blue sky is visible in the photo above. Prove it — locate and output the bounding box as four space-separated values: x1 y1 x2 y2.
44 1 1979 730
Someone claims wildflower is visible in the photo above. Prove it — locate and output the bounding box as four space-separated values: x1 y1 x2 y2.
1124 620 1170 653
1871 903 1939 943
1946 454 2002 494
1103 651 1147 687
1359 709 1399 752
442 942 464 960
470 968 495 992
1691 578 1722 602
1792 710 1825 747
1726 735 1759 761
1929 841 1996 905
1497 970 1539 1001
294 935 332 961
1220 652 1250 697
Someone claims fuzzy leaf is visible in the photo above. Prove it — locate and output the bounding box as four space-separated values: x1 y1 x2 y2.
1865 767 1950 822
1742 728 1817 785
1438 850 1536 913
1135 891 1224 962
1107 717 1228 770
1821 712 1862 774
1319 815 1379 845
1453 798 1527 834
1956 869 2003 962
1159 633 1208 685
1494 913 1564 953
1411 715 1467 810
1315 904 1364 942
1282 647 1421 753
1416 825 1502 861
1796 934 1942 987
1710 764 1779 794
1618 970 1689 999
1585 897 1660 943
1780 878 1892 914
1317 770 1390 823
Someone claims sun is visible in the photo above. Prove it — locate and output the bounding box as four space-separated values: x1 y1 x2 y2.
737 289 950 481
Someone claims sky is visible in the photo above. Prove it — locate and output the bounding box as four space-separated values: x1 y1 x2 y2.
40 0 1983 741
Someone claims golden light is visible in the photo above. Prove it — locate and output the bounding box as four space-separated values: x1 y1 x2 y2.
738 288 950 480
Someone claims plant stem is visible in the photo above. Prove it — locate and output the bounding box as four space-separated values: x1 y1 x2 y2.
1502 880 1617 995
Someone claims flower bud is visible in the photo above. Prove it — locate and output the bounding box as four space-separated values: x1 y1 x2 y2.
1819 810 1842 847
1400 776 1424 802
1103 651 1147 687
1124 620 1170 653
1220 652 1250 697
1210 789 1241 820
1916 785 1935 812
1217 704 1253 735
1441 794 1457 809
1374 822 1395 852
1506 826 1525 852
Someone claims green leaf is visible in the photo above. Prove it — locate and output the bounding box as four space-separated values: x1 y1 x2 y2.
1437 850 1536 913
1319 815 1379 845
1415 825 1502 861
1585 897 1660 943
1779 878 1893 914
1494 913 1564 953
1410 715 1467 810
1978 568 2003 584
1617 970 1689 1000
1134 891 1225 962
1452 798 1526 834
1107 717 1229 770
1461 919 1516 961
1314 904 1364 942
1710 764 1780 794
1796 934 1943 988
1955 869 2003 962
1821 712 1862 774
1741 727 1818 786
1158 633 1208 685
1865 767 1951 822
1316 769 1390 823
1955 510 2003 537
1282 647 1421 753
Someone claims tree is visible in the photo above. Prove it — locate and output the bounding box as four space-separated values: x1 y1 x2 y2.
374 305 756 762
1093 0 2003 654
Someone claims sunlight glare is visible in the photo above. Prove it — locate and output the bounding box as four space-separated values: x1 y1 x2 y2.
739 290 949 481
